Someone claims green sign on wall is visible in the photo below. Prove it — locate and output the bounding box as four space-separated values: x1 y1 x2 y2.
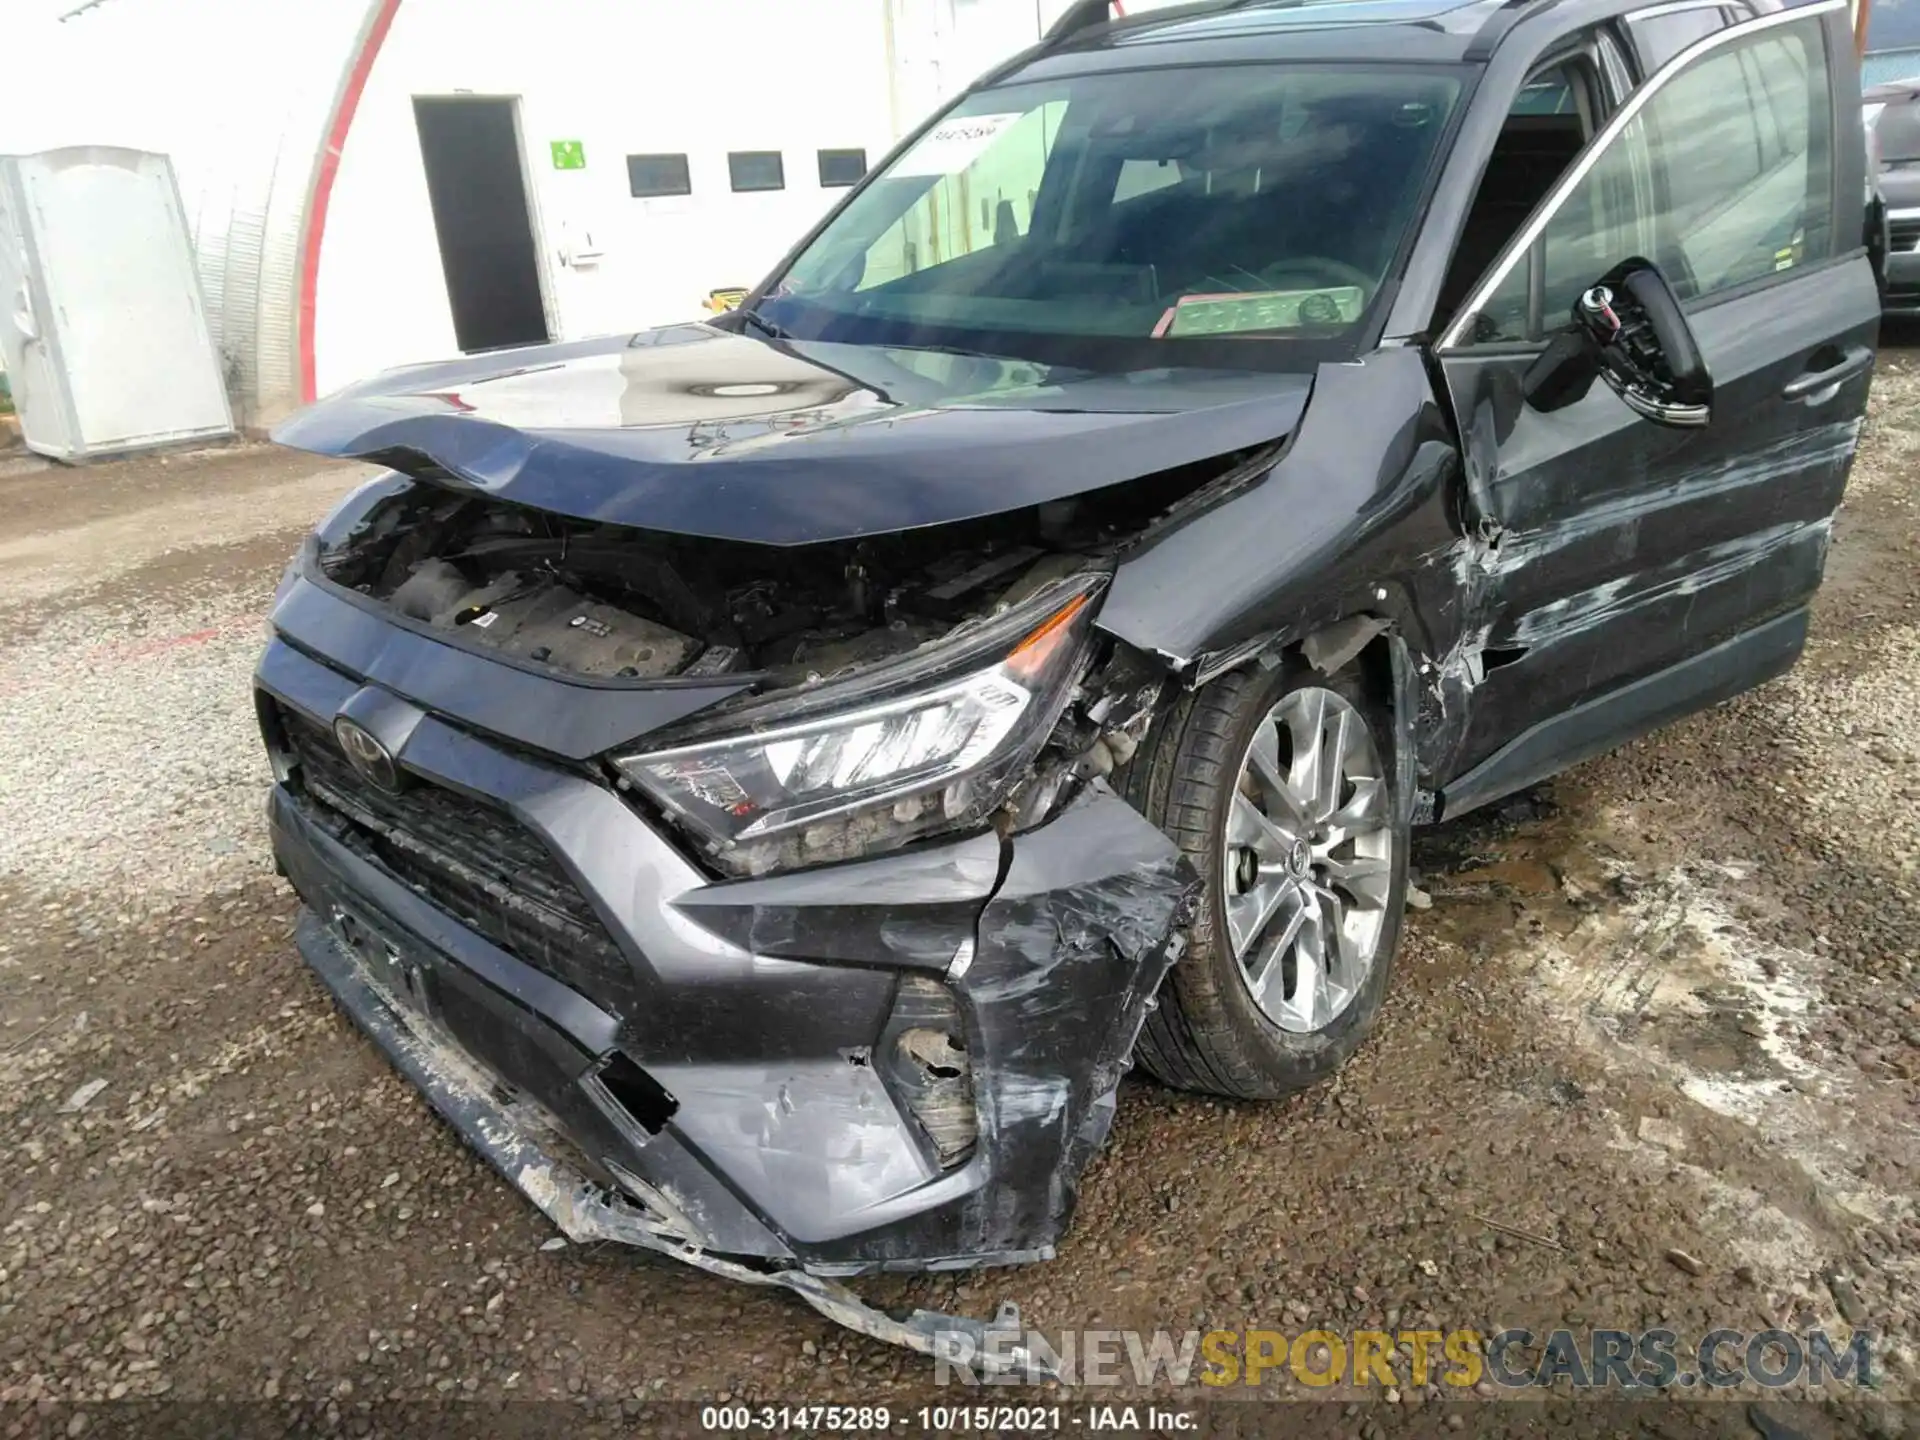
550 140 586 170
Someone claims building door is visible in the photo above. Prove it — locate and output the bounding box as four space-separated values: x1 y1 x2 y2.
412 97 550 353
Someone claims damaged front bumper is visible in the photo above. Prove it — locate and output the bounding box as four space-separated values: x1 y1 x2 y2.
292 909 1045 1367
258 633 1194 1360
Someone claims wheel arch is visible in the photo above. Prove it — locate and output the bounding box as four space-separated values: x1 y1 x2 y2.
1162 609 1427 829
1117 615 1414 1097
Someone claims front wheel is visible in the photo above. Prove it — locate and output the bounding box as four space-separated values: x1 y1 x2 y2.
1122 656 1407 1099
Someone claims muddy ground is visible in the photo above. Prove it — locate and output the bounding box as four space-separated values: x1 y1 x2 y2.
0 352 1916 1436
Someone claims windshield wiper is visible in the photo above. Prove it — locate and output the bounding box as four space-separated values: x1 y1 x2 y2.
738 308 789 340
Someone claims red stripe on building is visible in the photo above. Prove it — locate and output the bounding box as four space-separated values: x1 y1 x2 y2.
296 0 402 405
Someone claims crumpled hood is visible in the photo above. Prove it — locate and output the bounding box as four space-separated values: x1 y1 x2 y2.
275 325 1313 545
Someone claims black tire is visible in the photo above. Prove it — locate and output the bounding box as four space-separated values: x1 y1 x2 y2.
1120 653 1407 1099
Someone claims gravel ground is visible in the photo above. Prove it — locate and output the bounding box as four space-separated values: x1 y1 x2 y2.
1 363 1917 1436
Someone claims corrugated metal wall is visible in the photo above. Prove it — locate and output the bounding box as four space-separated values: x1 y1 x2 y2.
4 0 376 426
4 0 1124 423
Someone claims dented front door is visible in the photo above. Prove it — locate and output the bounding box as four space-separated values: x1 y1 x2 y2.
1431 3 1874 788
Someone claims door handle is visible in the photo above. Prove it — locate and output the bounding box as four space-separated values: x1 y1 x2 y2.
1781 346 1873 402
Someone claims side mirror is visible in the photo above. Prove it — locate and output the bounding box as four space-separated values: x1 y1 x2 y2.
1522 258 1712 428
1520 328 1599 414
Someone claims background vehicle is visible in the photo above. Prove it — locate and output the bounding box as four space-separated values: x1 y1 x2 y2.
258 0 1875 1358
1867 78 1920 312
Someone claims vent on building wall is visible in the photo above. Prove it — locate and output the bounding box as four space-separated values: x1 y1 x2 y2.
817 148 868 187
627 153 693 198
728 151 785 192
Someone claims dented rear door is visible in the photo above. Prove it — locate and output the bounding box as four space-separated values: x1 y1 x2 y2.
1432 2 1874 785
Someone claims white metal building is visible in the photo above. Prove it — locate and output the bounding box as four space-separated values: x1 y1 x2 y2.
5 0 1088 427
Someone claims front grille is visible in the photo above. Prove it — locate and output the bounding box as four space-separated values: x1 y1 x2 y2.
277 706 635 1009
1891 216 1920 253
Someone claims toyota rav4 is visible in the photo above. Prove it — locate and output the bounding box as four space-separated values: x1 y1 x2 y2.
257 0 1875 1362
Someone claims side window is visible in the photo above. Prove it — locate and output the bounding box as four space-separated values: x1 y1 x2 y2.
1113 158 1183 202
1433 57 1598 329
1511 71 1580 115
1625 5 1729 70
1461 15 1833 344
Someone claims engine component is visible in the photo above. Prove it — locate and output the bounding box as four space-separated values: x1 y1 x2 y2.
426 575 701 678
314 450 1247 688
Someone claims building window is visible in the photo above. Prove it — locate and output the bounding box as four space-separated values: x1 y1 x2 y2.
728 151 785 192
627 153 691 198
817 148 867 187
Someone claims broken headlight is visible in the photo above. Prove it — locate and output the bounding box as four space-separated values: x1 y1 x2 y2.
615 577 1100 874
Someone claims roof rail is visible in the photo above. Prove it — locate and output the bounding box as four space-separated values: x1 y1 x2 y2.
1463 0 1566 58
1042 0 1302 49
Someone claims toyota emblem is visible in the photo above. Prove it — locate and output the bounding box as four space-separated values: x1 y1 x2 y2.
333 716 401 793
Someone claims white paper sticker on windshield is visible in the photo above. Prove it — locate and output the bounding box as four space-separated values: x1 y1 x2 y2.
892 113 1026 177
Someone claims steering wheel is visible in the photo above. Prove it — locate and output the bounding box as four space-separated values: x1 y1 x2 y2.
1257 256 1375 294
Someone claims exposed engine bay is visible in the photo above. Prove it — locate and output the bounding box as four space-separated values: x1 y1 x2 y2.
315 453 1258 689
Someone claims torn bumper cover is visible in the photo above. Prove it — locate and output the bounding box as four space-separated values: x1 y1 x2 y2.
291 912 1045 1368
260 634 1194 1361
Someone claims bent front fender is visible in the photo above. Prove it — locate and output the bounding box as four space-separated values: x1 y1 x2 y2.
1095 347 1459 673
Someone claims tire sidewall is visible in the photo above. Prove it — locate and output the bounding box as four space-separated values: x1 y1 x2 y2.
1184 657 1407 1086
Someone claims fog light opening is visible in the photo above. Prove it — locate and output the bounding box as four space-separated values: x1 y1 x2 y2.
883 975 979 1171
596 1052 679 1136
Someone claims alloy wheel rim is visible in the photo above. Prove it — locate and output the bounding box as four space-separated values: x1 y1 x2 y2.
1219 686 1394 1034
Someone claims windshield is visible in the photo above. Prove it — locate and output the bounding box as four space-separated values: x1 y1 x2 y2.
755 63 1463 368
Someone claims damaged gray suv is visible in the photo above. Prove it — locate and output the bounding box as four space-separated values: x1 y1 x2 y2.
258 0 1874 1359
